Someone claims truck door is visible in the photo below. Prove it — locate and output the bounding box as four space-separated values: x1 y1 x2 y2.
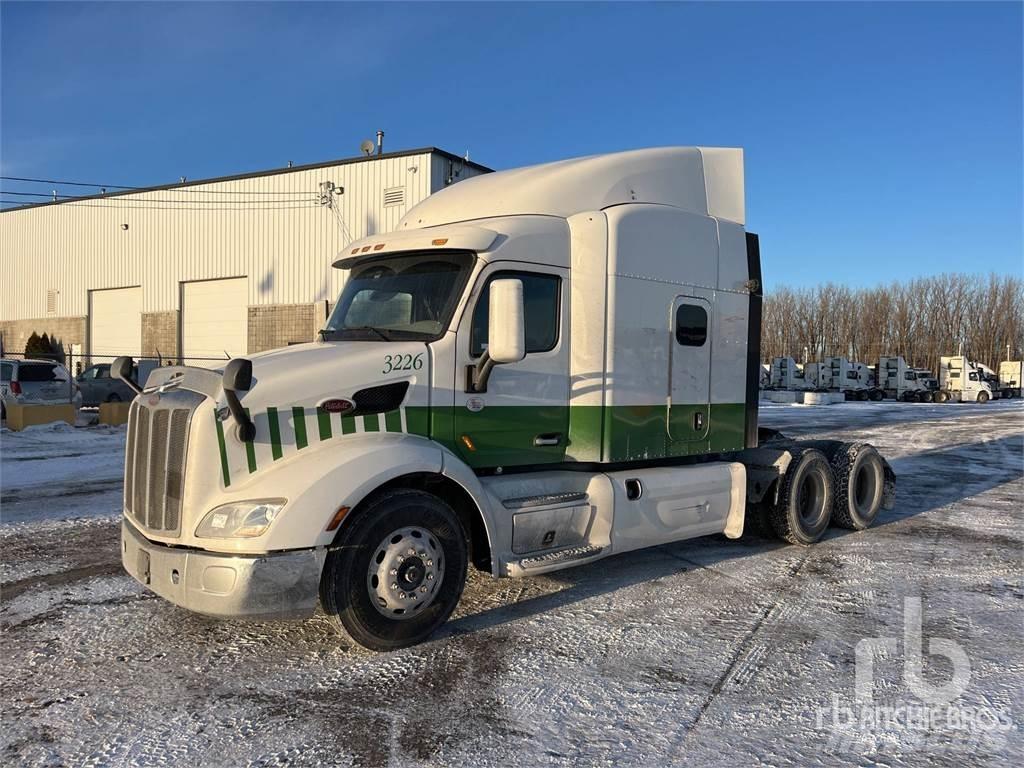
668 295 712 444
453 264 569 469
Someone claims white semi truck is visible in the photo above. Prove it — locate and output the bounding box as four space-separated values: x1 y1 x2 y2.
805 357 884 401
879 356 932 402
768 356 809 390
114 148 895 650
935 355 995 403
998 360 1022 399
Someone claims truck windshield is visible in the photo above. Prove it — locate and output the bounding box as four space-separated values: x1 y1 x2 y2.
322 251 474 341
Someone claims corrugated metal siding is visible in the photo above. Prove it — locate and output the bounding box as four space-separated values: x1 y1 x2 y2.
0 151 466 319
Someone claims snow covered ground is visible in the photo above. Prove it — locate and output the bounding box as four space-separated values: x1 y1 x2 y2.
1 401 1022 766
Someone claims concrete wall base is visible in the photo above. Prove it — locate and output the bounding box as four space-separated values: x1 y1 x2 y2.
765 390 804 404
4 403 76 430
99 401 132 425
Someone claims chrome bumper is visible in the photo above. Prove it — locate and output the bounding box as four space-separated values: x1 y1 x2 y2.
121 519 321 620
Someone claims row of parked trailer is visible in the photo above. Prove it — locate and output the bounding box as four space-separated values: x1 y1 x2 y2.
762 355 1023 403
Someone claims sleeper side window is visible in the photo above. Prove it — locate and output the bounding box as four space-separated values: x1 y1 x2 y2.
471 272 560 357
675 304 708 347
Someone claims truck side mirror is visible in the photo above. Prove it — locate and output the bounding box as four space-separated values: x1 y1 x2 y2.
487 279 526 364
222 358 256 442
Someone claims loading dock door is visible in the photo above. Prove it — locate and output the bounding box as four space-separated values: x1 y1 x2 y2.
90 287 142 362
181 278 248 367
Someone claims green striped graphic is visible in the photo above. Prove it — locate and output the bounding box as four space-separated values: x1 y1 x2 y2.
214 402 747 484
267 407 283 460
244 408 257 474
317 410 332 440
293 406 308 450
214 414 231 487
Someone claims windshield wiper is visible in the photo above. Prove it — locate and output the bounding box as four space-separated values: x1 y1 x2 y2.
344 325 394 341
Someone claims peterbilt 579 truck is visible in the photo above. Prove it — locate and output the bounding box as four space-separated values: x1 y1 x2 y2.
115 148 895 650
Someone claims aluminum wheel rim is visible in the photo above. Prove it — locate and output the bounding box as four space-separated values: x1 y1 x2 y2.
367 526 445 620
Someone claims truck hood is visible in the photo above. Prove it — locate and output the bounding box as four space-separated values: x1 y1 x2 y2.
240 340 430 409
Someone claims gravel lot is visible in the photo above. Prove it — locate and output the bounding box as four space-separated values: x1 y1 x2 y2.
2 401 1022 767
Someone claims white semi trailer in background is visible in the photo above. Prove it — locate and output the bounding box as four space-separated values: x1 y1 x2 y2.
769 356 809 390
806 357 883 401
879 356 933 402
936 355 995 403
998 360 1022 399
112 147 895 650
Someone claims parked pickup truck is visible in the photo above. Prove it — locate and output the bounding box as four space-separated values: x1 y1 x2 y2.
114 147 896 650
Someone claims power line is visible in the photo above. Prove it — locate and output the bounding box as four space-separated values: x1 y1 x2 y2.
0 199 321 211
1 175 138 189
1 175 333 195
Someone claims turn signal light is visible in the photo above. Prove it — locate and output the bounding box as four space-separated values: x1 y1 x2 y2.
325 506 350 532
460 434 476 452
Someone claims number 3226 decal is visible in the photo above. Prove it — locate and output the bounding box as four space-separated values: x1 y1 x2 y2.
382 353 423 374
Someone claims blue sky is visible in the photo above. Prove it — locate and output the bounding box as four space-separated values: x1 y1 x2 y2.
2 1 1021 288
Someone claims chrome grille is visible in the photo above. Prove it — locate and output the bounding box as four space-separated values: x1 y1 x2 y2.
125 390 204 535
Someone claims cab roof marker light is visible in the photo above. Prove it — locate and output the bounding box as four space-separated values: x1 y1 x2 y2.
373 243 385 251
432 238 448 246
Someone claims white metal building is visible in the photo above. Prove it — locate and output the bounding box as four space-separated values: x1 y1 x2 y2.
0 148 490 366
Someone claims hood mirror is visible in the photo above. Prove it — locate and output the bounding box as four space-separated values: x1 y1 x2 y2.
222 358 256 442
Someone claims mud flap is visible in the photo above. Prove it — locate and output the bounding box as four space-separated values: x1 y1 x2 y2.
881 458 897 510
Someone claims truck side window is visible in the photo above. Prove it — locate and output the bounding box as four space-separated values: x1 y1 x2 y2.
675 304 707 346
471 272 560 357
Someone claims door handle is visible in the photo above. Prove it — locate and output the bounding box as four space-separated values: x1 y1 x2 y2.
534 433 563 447
693 412 704 431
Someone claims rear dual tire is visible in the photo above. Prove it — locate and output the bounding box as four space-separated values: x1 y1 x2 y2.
769 449 834 545
830 443 885 530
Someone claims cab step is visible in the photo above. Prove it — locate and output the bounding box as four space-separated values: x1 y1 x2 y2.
514 544 605 574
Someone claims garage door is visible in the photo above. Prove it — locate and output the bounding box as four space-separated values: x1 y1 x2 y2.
182 278 248 367
90 287 142 362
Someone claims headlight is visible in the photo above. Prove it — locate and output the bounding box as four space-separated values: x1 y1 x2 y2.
195 499 286 539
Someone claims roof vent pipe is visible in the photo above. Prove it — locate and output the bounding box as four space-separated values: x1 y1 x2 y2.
376 130 384 156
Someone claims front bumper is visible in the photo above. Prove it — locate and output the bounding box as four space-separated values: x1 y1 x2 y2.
121 519 321 620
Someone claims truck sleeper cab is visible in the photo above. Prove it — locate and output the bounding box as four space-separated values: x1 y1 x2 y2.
117 148 896 650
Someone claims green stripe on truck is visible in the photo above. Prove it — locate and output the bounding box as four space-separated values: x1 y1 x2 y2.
293 406 308 450
214 414 231 487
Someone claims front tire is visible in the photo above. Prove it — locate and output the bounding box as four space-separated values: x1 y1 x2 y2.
769 448 834 545
830 443 885 530
977 391 989 404
321 489 468 651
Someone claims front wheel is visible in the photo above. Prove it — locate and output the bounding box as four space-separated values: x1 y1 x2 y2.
321 489 468 651
977 391 989 404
